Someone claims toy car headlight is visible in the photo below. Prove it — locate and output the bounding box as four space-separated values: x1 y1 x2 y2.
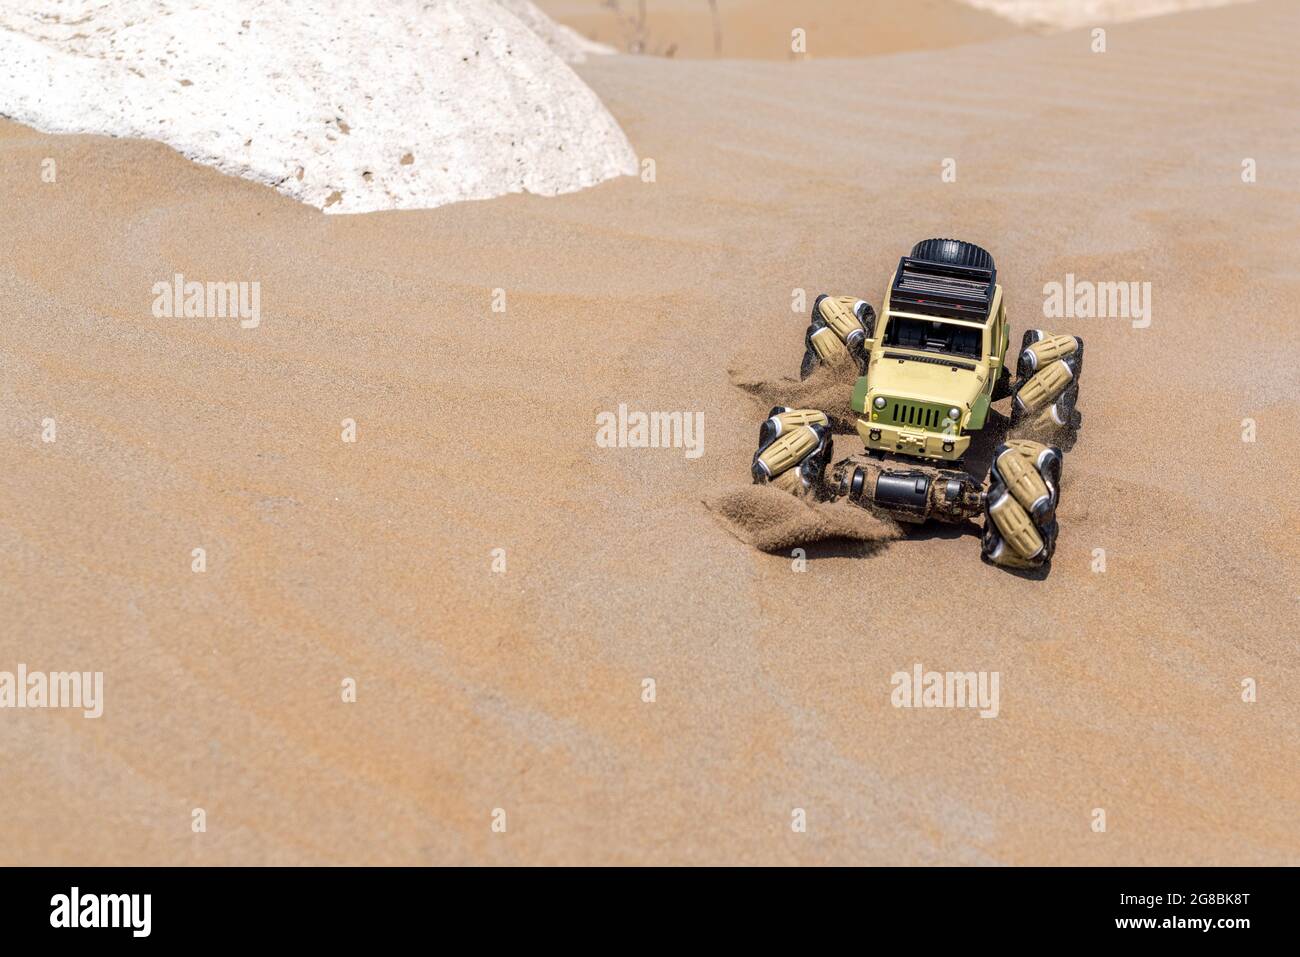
947 407 961 420
873 397 886 410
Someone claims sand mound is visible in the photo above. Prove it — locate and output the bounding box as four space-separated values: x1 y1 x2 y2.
729 362 861 433
706 484 902 553
0 0 636 213
714 357 903 552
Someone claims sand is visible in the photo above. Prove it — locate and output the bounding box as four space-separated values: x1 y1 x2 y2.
537 0 1023 58
537 0 1259 57
0 0 1297 865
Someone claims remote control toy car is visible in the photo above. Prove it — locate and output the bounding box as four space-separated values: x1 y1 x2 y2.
751 238 1083 569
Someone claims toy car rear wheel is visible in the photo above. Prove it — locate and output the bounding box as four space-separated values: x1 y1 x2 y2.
1010 329 1084 434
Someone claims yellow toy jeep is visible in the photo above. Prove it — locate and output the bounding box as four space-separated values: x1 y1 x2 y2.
752 238 1084 570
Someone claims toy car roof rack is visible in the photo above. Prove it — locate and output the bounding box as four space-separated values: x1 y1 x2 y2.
890 256 996 322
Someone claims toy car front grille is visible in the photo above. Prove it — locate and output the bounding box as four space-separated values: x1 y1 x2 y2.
887 401 944 430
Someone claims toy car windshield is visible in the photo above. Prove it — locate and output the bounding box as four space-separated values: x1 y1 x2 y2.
883 316 982 359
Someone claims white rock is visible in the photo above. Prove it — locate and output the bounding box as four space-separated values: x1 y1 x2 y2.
955 0 1250 29
0 0 638 213
491 0 618 62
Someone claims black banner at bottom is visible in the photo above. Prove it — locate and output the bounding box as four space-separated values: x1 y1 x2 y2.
0 867 1280 944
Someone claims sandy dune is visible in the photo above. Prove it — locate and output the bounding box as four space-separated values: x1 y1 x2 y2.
537 0 1022 58
1 0 1297 864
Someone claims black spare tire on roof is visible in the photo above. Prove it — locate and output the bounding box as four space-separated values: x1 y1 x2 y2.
909 238 994 272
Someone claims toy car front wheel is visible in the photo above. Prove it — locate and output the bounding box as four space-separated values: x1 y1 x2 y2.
981 440 1063 570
